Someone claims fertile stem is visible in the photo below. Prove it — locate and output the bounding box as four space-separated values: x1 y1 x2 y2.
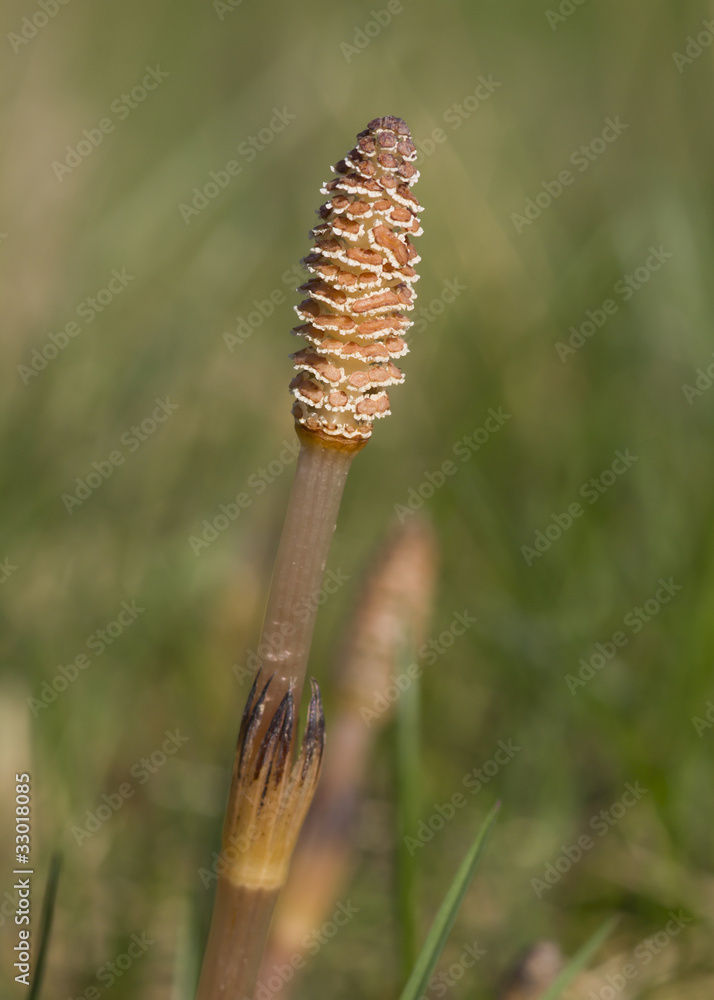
195 115 422 1000
254 433 359 722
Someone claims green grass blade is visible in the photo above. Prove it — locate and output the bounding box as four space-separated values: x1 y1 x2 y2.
537 915 619 1000
397 802 500 1000
394 666 421 982
28 852 62 1000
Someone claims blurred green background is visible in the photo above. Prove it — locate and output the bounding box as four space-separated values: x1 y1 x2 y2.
1 0 713 996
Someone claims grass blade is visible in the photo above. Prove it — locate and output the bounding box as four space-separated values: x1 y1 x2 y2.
537 915 619 1000
394 664 421 982
397 802 500 1000
28 852 62 1000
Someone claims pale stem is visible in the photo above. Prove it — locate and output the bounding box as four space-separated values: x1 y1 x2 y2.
254 437 356 718
195 877 278 1000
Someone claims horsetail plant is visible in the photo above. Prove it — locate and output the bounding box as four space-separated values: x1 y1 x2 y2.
195 116 422 1000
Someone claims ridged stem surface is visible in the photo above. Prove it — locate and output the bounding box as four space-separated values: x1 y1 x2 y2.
255 436 355 719
196 877 278 1000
